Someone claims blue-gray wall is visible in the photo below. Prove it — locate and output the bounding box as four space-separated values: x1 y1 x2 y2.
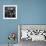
0 0 46 44
20 0 46 24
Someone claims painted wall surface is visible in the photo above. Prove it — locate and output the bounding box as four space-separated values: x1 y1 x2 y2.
20 0 46 24
0 0 19 44
0 0 46 44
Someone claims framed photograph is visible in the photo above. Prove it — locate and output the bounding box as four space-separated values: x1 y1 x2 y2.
3 5 17 19
18 24 46 42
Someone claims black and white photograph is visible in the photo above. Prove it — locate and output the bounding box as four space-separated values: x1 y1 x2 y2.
3 5 17 19
18 25 46 46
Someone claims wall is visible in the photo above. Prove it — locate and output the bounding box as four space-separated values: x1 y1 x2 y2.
20 0 46 24
0 0 19 44
0 0 46 44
